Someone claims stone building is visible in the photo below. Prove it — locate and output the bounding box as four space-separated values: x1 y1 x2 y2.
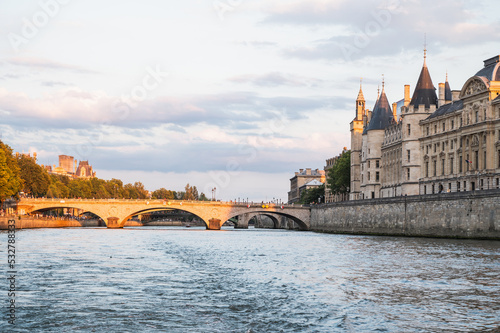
288 168 325 204
75 160 96 179
419 55 500 193
350 53 500 199
47 155 96 179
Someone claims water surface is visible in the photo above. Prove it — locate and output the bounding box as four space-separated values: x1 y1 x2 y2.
1 227 499 332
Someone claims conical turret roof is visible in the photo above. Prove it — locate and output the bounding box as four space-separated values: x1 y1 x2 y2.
365 85 393 131
410 53 438 108
444 74 452 101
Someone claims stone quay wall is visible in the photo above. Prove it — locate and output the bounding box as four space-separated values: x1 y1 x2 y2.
0 217 101 230
311 190 500 240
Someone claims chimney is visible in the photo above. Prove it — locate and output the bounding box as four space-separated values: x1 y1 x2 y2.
404 85 411 107
452 90 460 102
438 82 445 108
299 169 304 173
392 102 398 121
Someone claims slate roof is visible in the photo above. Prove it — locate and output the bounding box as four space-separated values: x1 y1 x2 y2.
410 62 438 108
444 80 452 101
365 88 394 132
475 55 500 81
303 179 323 187
426 100 463 120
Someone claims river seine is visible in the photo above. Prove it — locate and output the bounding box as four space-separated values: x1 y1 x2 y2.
2 227 499 332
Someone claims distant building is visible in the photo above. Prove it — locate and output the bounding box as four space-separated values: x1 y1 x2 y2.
75 160 96 179
47 155 96 179
288 168 325 204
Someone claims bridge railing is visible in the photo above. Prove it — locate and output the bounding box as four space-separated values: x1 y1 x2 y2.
18 198 309 208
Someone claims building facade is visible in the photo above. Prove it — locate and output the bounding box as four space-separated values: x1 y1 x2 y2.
350 54 500 199
288 168 325 203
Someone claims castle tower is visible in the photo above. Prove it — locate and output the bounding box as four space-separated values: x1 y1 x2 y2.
400 46 438 195
360 78 393 199
350 80 365 200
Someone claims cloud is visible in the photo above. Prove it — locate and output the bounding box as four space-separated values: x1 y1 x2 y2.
6 57 99 74
229 72 324 87
262 0 500 61
0 87 340 130
41 81 73 87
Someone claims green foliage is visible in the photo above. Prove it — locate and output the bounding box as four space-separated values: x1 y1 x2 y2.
0 141 22 203
151 188 175 200
16 154 50 197
198 192 209 201
327 150 351 196
299 184 325 204
183 183 199 201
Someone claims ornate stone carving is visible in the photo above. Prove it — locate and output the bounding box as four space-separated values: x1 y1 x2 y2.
463 78 487 97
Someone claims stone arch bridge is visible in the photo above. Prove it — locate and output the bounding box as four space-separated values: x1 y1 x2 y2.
16 199 311 230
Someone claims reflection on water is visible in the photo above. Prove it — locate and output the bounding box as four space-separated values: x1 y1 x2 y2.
2 227 499 332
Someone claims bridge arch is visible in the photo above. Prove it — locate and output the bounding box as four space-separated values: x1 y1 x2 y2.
228 211 308 230
120 207 209 228
27 206 106 225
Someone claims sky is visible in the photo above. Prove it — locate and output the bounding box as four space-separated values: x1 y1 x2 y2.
0 0 499 201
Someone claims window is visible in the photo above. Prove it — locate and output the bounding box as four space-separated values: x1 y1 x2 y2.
475 151 479 170
459 155 463 173
376 172 380 182
442 142 445 151
424 185 427 194
451 140 454 149
407 124 411 136
376 160 379 168
460 117 463 127
498 150 500 168
433 160 437 176
475 111 479 123
371 192 375 199
434 124 437 133
451 120 454 129
368 172 370 181
484 151 486 170
407 168 410 180
426 127 429 135
425 162 429 177
434 144 437 153
368 161 370 168
448 183 452 191
407 150 411 162
426 145 429 154
442 122 445 131
457 182 460 192
450 158 454 174
442 159 445 175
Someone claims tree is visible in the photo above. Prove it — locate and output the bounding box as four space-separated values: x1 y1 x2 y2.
0 141 22 204
16 154 50 197
299 185 325 204
327 150 351 197
152 188 175 200
183 183 199 201
198 192 209 201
